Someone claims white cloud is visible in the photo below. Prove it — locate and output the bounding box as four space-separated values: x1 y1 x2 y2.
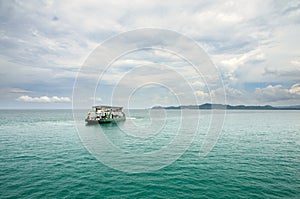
211 85 247 105
17 95 71 103
290 83 300 94
217 13 243 23
291 60 300 67
89 97 102 102
194 90 209 98
1 0 300 107
255 84 300 102
219 48 266 72
192 81 205 88
208 84 300 106
9 88 31 93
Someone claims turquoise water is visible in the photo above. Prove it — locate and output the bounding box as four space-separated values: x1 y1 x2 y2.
0 110 299 198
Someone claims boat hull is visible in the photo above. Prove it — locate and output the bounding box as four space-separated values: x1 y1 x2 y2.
85 117 125 125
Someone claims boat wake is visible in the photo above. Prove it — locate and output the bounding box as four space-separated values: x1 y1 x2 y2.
126 117 137 120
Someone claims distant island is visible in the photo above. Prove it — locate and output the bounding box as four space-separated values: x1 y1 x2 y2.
152 103 300 110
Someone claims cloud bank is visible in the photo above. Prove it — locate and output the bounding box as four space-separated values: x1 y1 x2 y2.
0 0 300 108
17 95 71 103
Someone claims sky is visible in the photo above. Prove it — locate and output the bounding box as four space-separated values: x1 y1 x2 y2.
0 0 300 109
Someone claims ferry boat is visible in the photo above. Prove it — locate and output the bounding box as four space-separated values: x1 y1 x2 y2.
85 105 126 125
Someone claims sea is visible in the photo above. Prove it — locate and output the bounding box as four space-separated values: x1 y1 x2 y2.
0 109 299 198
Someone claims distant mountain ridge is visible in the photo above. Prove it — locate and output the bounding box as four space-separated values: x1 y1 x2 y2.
152 103 300 110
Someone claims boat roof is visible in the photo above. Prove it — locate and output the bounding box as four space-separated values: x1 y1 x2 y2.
93 105 123 110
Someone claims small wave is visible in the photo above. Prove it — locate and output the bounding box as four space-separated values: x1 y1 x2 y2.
127 117 137 120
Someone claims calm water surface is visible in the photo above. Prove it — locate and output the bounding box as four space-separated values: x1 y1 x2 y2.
0 110 299 198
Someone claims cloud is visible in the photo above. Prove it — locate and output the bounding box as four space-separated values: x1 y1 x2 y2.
194 90 209 98
291 60 300 67
220 48 266 71
9 88 31 93
89 97 102 102
255 84 300 102
1 1 300 108
290 83 300 94
211 85 248 104
263 68 300 82
209 84 300 106
192 81 205 88
17 95 71 103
